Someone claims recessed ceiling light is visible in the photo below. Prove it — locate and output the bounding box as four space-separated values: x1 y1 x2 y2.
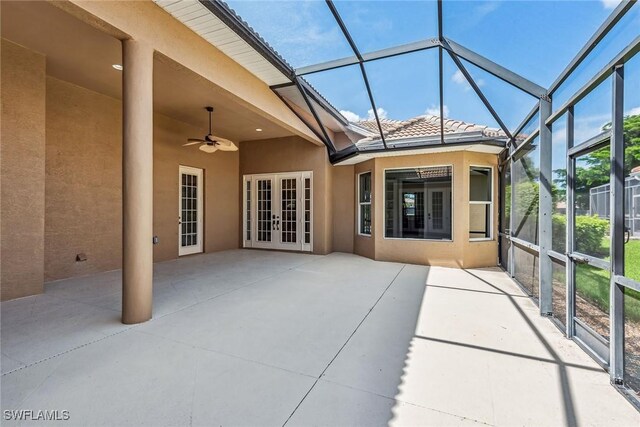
112 64 123 71
255 128 263 132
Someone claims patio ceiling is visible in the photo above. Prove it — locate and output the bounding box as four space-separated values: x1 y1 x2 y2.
1 0 298 142
153 1 637 162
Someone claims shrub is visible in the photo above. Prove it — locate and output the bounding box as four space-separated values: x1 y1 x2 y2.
552 214 608 255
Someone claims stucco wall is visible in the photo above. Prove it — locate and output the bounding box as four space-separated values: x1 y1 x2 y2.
153 113 239 262
1 39 46 300
331 165 355 253
239 136 333 254
350 151 499 269
43 77 240 282
45 77 122 281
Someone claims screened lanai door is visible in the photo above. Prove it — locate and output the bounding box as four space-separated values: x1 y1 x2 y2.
567 138 612 365
243 172 312 252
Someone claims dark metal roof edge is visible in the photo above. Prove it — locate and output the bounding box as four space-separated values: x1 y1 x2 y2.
332 139 505 165
329 144 359 164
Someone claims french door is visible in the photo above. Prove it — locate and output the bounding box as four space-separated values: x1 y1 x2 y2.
427 187 451 236
243 172 312 252
178 166 203 256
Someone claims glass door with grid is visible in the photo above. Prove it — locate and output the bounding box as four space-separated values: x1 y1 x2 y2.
243 172 312 252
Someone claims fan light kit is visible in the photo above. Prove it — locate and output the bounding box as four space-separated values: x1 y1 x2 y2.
184 106 238 153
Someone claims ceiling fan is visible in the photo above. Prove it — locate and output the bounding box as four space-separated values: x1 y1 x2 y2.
184 106 237 153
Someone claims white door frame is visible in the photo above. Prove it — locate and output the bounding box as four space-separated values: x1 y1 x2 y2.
178 165 204 256
427 187 451 236
243 171 312 252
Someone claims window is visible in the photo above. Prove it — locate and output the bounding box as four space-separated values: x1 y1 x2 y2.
358 172 372 236
384 166 452 240
470 167 493 240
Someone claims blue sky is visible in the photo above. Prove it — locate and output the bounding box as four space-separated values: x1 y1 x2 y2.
226 1 638 131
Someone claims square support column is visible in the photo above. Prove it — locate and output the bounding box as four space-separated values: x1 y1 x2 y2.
122 39 154 324
539 98 553 316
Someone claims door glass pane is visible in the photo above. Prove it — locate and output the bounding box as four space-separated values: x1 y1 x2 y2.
281 178 297 244
304 178 311 245
574 145 610 258
257 179 272 242
246 180 251 241
575 263 610 340
181 173 198 248
624 287 640 397
552 259 567 329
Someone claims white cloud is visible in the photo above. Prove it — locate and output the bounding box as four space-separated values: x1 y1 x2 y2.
601 0 620 9
367 107 387 120
452 69 466 85
627 106 640 116
452 69 485 91
425 104 450 118
340 110 361 122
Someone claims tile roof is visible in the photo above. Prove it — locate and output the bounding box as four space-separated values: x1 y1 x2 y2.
356 115 505 144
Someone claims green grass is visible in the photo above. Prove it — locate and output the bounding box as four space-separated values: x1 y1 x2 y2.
572 239 640 323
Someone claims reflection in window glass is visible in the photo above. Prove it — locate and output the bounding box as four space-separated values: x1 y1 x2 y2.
624 54 640 283
624 287 640 397
552 259 566 329
575 263 610 340
358 172 371 235
551 115 568 253
573 78 612 145
470 167 492 240
385 167 452 240
513 137 540 244
514 245 539 299
574 144 610 258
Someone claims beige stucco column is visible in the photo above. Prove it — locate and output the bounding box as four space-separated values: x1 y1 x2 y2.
122 39 153 324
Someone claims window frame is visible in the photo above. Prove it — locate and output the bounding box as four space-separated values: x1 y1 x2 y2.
469 165 494 242
382 164 454 242
357 171 372 237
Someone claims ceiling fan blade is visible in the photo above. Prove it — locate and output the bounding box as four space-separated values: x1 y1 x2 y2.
199 144 218 153
184 138 205 146
213 136 238 152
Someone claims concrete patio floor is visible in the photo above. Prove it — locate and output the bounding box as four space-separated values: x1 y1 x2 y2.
1 250 638 426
